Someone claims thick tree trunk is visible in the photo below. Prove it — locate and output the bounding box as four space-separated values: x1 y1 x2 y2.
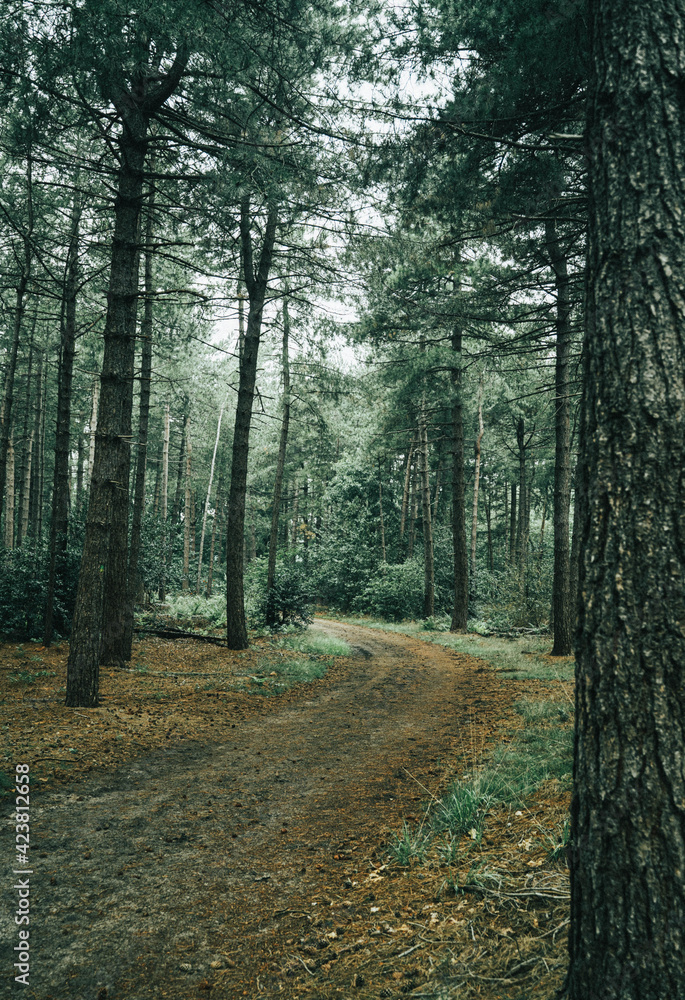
226 200 277 649
546 218 574 656
45 185 81 644
469 382 484 600
66 131 147 701
450 328 468 631
266 295 291 618
567 2 685 995
123 183 155 655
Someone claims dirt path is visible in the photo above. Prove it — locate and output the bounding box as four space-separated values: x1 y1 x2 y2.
2 620 518 1000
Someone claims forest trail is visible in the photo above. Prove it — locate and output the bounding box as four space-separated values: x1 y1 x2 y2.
2 621 519 1000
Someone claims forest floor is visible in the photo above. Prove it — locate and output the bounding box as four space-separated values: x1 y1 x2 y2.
0 618 572 1000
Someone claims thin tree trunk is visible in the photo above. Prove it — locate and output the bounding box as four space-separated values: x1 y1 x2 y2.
182 418 192 591
87 379 99 488
123 180 155 656
30 349 45 545
484 483 494 573
76 414 85 509
408 460 417 559
400 436 416 540
158 402 170 601
418 376 434 618
16 334 34 548
20 431 33 546
0 156 33 534
206 479 224 598
226 199 278 649
546 217 574 655
450 326 468 631
172 412 187 522
568 3 685 993
4 435 15 549
516 418 529 582
44 183 81 643
197 404 224 594
266 293 291 616
378 458 386 562
509 483 517 564
432 462 441 520
470 380 484 600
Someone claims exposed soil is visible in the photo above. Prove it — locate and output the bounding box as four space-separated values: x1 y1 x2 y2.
1 620 569 1000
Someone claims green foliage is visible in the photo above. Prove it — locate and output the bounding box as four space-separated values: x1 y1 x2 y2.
351 559 424 621
165 592 227 628
0 546 76 641
251 562 313 631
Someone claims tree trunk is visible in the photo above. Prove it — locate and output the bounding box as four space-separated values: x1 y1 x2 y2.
0 157 33 535
516 418 529 582
158 402 170 601
44 184 81 644
206 479 224 598
123 180 155 656
172 412 187 522
469 380 484 600
86 379 99 488
508 483 516 564
419 389 434 618
30 349 46 545
567 3 685 994
546 217 574 656
182 418 192 591
400 436 415 541
266 294 291 617
226 199 278 649
378 458 386 562
4 435 15 549
16 332 35 549
197 404 224 593
450 327 468 631
66 129 148 701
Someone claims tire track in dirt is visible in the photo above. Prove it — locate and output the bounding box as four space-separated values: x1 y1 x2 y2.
1 620 517 999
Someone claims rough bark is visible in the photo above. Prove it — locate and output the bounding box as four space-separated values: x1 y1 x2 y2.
567 2 685 995
45 185 81 644
226 199 278 649
67 43 187 703
546 217 574 656
266 295 291 614
450 328 468 631
509 482 517 564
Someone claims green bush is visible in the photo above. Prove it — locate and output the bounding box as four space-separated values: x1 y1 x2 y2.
253 564 313 631
0 545 78 641
351 559 424 621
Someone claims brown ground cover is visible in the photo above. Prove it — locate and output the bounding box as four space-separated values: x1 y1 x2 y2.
0 619 571 999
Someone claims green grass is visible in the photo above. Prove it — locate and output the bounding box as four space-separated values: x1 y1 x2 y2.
277 629 352 658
